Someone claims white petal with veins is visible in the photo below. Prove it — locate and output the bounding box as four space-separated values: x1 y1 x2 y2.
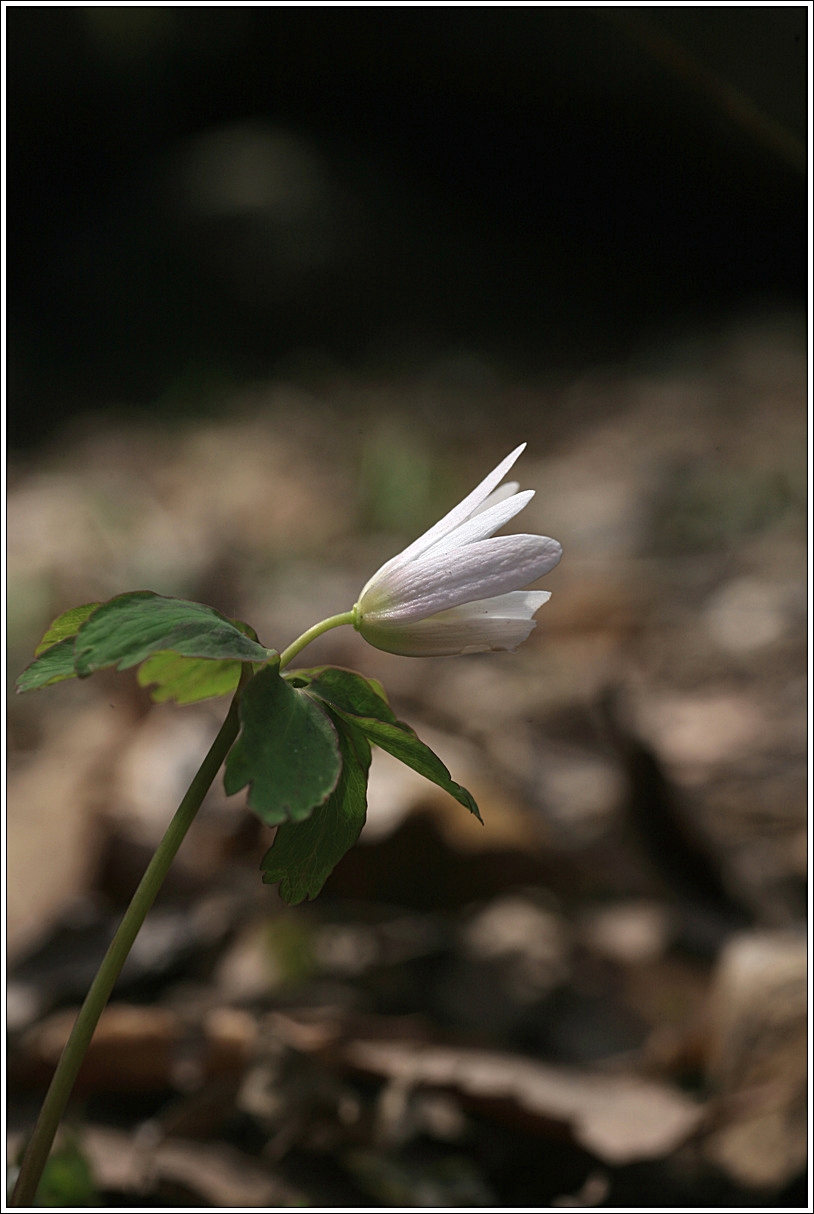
354 445 561 657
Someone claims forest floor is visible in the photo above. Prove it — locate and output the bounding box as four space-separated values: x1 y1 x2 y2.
7 313 808 1209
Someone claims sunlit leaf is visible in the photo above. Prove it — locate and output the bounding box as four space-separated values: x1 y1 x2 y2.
17 601 103 693
34 602 101 656
16 637 79 693
137 651 243 704
74 591 271 675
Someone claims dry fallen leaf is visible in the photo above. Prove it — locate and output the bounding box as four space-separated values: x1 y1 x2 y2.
81 1124 301 1207
16 1001 258 1095
344 1039 703 1164
703 929 807 1189
364 726 541 852
7 701 132 963
18 1004 181 1094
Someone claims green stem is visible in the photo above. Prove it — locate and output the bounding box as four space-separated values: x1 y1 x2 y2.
11 610 357 1205
10 675 249 1208
278 609 356 670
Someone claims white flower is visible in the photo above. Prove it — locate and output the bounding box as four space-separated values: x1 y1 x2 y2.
353 443 561 656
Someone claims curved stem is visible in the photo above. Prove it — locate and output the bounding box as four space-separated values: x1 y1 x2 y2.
278 610 356 670
10 675 249 1208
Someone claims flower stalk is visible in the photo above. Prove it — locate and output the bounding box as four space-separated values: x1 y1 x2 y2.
278 610 356 670
10 670 252 1207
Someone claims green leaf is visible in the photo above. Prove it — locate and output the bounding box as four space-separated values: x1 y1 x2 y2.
365 674 389 703
33 1132 99 1207
293 665 395 720
18 597 267 696
300 665 481 821
17 601 104 693
224 659 342 826
232 617 262 644
262 715 372 904
16 636 79 693
350 715 481 822
137 652 243 704
34 602 101 656
73 591 271 675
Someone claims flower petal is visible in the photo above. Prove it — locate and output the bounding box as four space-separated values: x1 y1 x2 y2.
360 534 562 623
422 489 535 556
357 591 551 657
369 442 527 580
471 481 520 516
449 590 552 618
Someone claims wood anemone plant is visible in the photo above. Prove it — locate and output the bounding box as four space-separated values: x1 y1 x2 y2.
10 444 561 1206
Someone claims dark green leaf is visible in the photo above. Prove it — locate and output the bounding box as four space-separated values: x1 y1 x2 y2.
348 715 481 821
224 660 342 826
137 652 243 704
34 602 101 656
232 617 262 643
294 665 395 721
262 715 372 904
299 665 480 821
16 637 79 693
74 591 271 675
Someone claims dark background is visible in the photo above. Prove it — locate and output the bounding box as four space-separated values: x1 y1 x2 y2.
6 5 807 449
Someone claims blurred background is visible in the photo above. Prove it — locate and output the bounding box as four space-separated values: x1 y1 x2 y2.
6 7 808 1209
